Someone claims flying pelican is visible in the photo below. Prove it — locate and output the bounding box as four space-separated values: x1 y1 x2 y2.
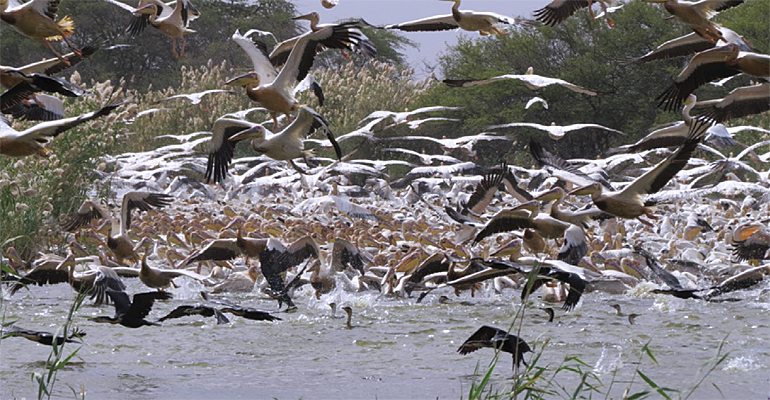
0 70 84 118
458 326 531 371
694 82 770 123
0 102 121 157
643 0 745 43
228 24 369 127
269 12 376 67
205 106 341 181
489 121 624 140
534 0 616 27
384 0 539 35
0 43 98 120
103 0 200 58
62 192 173 264
657 44 770 112
569 123 708 225
0 0 81 63
607 95 703 155
91 289 172 328
444 67 597 96
139 250 210 290
634 26 751 63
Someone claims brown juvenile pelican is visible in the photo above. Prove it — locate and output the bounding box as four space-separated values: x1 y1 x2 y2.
139 250 210 290
458 326 532 371
103 0 200 58
63 192 172 264
91 288 172 328
0 102 121 157
444 67 597 96
569 124 708 226
3 326 85 346
0 0 82 62
384 0 539 35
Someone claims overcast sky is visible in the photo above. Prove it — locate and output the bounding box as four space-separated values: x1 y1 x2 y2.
292 0 545 77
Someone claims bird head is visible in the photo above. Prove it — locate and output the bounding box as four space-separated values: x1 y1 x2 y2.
225 72 260 87
534 187 565 202
293 12 320 23
228 125 265 142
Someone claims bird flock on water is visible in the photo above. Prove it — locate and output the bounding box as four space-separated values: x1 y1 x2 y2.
1 0 769 374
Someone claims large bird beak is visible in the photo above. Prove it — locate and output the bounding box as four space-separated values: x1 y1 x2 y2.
534 187 563 202
513 200 539 212
133 4 157 15
225 72 260 87
568 184 598 196
229 126 262 141
293 13 315 21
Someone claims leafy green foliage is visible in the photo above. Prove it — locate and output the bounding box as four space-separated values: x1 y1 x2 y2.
413 1 769 165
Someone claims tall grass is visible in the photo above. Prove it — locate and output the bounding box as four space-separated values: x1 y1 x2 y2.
463 269 731 400
0 59 426 261
33 292 87 400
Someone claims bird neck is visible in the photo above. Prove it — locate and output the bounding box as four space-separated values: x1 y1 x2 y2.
450 0 462 20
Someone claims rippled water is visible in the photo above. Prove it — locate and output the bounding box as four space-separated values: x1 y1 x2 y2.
1 279 768 399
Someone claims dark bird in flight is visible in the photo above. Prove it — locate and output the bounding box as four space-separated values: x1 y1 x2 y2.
458 325 532 371
91 289 172 328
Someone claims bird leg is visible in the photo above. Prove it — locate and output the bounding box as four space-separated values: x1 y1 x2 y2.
171 38 180 58
42 40 71 66
180 36 188 58
290 159 309 175
59 32 83 56
599 2 615 27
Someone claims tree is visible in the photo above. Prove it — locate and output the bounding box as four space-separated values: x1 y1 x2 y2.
411 1 768 164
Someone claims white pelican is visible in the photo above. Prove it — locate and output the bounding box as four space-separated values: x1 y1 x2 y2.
569 124 708 225
634 27 751 63
228 24 368 127
158 89 237 105
0 70 84 120
205 106 340 181
384 0 539 35
607 95 699 155
489 121 624 140
643 0 745 43
694 82 770 123
657 43 770 112
62 192 173 264
269 12 376 67
103 0 200 58
0 43 98 120
0 0 81 62
534 0 616 27
444 66 598 96
381 147 461 165
0 102 121 157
